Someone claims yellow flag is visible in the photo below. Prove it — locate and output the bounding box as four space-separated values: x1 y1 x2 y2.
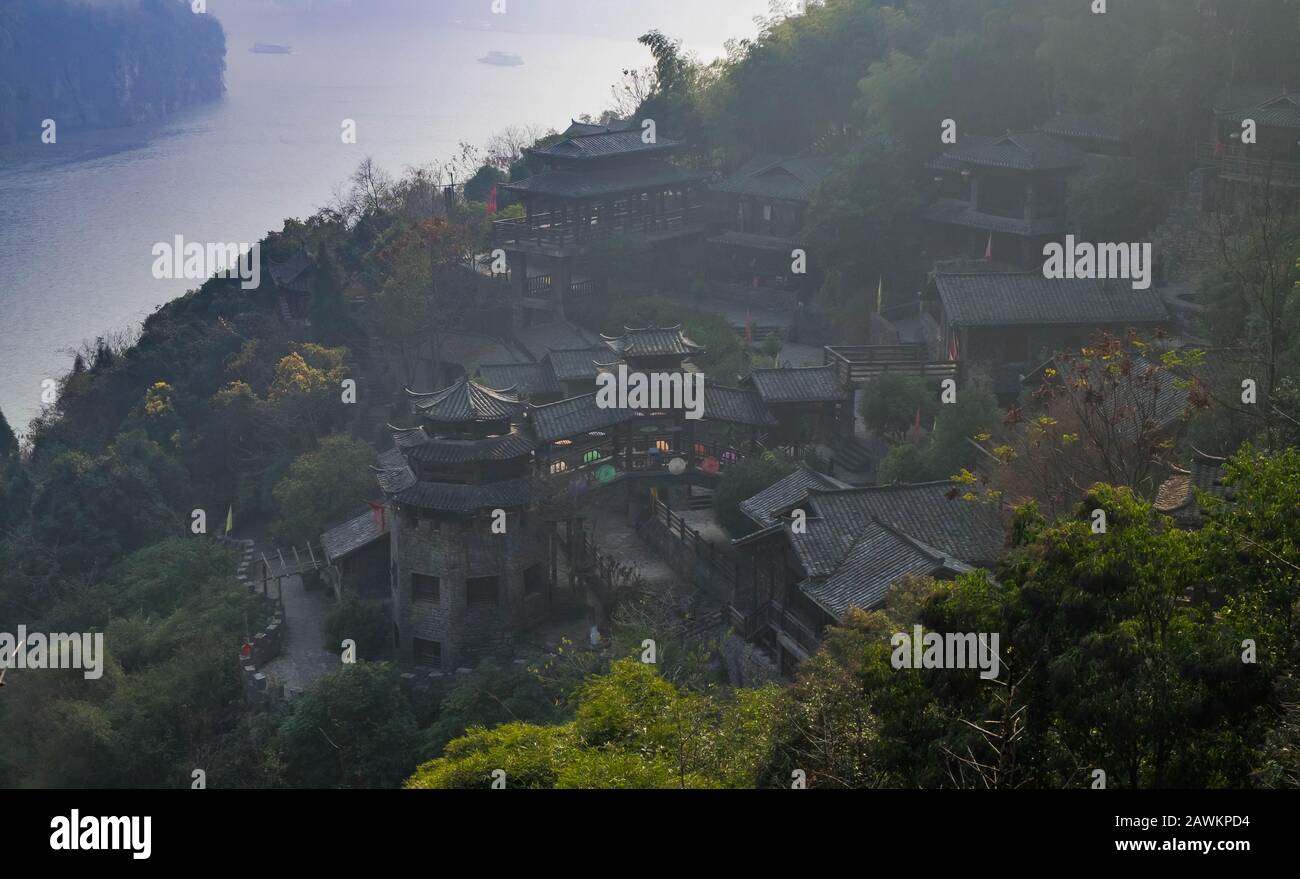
225 505 233 535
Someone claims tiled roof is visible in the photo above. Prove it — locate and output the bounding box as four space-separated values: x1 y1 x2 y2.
802 521 972 619
601 325 705 358
267 249 313 293
478 362 562 396
934 272 1169 327
1155 450 1230 523
709 230 805 252
736 478 1005 620
407 375 528 423
1026 352 1191 440
748 365 846 403
514 319 599 361
562 118 633 137
929 131 1087 172
806 483 1006 567
545 347 613 383
531 129 681 161
701 384 777 427
527 393 636 443
503 160 708 199
391 426 536 464
321 509 388 563
922 198 1066 236
1037 112 1126 143
739 465 848 528
374 448 417 494
1215 90 1300 130
713 154 836 202
390 477 534 514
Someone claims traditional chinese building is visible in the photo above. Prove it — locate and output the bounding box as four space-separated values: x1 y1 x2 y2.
708 154 836 292
1201 85 1300 215
924 131 1086 269
377 376 551 670
927 269 1169 390
494 126 710 327
730 468 1005 675
325 325 882 672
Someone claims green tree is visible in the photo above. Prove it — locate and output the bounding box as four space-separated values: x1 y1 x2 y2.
271 434 377 545
859 373 938 443
278 663 421 789
712 450 798 537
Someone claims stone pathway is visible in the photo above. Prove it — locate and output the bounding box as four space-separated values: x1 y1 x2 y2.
256 571 341 698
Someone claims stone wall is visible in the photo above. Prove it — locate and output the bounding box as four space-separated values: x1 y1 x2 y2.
392 509 551 670
218 536 288 705
719 630 781 687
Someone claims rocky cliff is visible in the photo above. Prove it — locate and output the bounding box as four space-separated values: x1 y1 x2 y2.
0 0 226 145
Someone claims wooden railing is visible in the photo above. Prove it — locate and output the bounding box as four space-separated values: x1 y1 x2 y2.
494 204 706 250
1196 142 1300 187
824 345 958 384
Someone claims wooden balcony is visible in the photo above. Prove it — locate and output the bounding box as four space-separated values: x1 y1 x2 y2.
824 345 958 384
1196 142 1300 188
493 204 707 256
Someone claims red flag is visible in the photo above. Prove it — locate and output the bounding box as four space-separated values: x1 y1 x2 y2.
984 231 993 261
487 184 498 215
744 310 753 349
367 500 387 532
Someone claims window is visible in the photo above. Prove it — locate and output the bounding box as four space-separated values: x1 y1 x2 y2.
763 204 773 221
412 638 441 669
655 439 670 452
524 564 547 597
583 448 603 464
412 573 440 604
550 460 568 474
467 575 499 608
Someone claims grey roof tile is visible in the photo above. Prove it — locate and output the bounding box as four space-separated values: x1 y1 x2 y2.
713 154 836 202
406 376 528 422
527 393 636 443
934 272 1169 327
391 426 536 464
478 362 562 396
701 384 777 427
748 365 846 403
390 477 534 514
739 466 848 528
929 131 1087 172
601 325 705 358
321 509 388 563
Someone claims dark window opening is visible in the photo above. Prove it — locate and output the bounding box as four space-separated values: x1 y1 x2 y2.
412 573 440 604
467 575 499 608
413 638 441 669
524 564 547 597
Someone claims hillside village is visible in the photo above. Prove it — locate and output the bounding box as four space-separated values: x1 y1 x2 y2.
2 0 1299 790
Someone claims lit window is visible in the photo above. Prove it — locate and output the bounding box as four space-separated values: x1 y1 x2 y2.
584 449 602 464
655 440 670 452
550 461 568 474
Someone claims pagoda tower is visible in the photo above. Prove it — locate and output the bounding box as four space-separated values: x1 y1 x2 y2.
376 376 551 670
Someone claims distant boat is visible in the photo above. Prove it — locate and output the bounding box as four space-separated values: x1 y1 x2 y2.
251 43 292 55
478 50 523 67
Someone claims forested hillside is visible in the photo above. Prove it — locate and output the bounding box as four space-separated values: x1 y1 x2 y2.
0 0 226 144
